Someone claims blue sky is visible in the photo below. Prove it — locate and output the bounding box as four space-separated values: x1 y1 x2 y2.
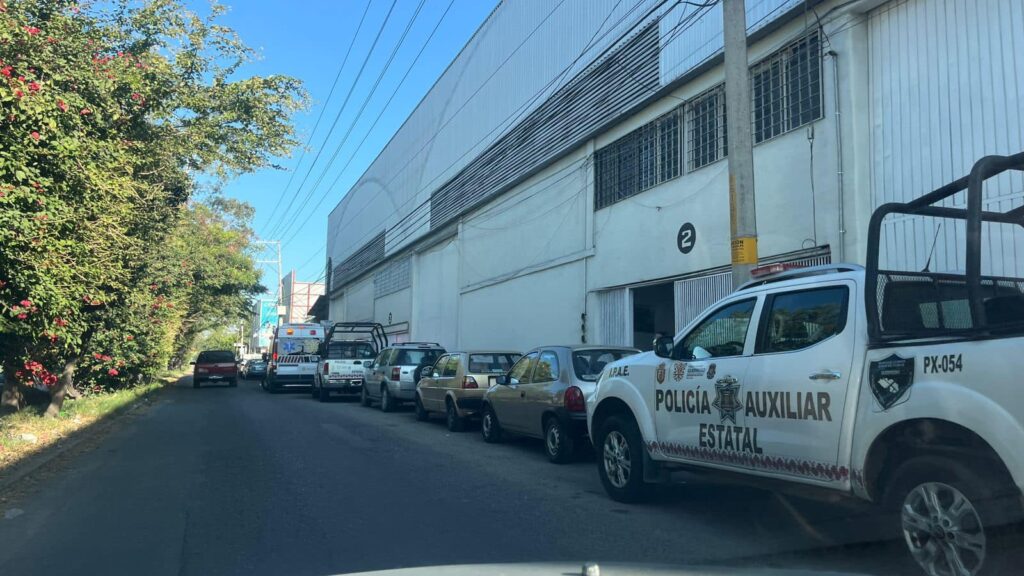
193 0 498 294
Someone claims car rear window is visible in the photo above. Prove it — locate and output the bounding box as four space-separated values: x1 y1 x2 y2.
326 341 376 360
197 351 235 363
572 349 637 381
394 349 442 366
467 353 521 374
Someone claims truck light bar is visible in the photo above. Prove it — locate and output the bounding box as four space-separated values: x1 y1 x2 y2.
750 262 803 277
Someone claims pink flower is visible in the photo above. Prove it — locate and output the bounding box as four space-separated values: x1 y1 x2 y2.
28 81 40 92
92 352 103 360
14 90 23 99
57 99 67 112
0 66 11 77
19 299 31 307
16 313 27 320
80 108 91 116
107 369 119 376
30 131 40 141
23 26 40 36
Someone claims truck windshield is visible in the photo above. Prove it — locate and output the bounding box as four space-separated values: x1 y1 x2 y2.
277 338 320 355
326 341 376 360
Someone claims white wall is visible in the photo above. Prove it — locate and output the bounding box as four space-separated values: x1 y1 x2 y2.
459 149 591 290
460 260 586 351
328 292 345 322
411 238 460 349
373 288 411 330
345 276 374 323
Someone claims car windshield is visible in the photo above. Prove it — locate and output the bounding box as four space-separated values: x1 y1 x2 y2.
196 351 235 363
394 349 441 366
573 349 637 381
276 338 320 355
325 341 376 359
467 353 521 374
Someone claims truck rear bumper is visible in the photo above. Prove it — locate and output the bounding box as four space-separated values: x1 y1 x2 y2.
323 378 363 396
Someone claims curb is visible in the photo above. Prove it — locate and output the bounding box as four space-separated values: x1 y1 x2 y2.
0 383 168 491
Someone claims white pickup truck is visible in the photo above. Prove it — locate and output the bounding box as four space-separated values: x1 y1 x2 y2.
588 153 1024 576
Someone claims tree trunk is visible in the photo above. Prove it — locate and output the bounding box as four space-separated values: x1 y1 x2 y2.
1 364 25 414
45 356 79 418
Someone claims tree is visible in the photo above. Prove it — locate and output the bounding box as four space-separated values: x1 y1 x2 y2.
0 0 307 414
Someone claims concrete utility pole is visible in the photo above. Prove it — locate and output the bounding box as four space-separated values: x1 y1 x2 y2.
723 0 759 288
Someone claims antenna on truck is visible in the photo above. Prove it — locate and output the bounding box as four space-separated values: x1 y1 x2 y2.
921 223 943 273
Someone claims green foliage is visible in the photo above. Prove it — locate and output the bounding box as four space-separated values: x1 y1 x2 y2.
0 0 305 401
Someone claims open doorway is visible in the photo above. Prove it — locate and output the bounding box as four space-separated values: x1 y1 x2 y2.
632 282 675 351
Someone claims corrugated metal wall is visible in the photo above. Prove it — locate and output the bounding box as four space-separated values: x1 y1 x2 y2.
869 0 1024 277
597 288 631 346
328 0 803 286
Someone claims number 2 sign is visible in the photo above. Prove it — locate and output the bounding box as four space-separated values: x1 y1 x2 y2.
677 222 696 254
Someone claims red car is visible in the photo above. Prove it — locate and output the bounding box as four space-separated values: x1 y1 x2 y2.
191 350 239 388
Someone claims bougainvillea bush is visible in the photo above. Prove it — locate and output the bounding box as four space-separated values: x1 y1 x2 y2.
0 0 306 415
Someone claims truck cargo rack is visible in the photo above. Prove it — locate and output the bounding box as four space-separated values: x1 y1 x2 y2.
324 322 389 353
866 152 1024 343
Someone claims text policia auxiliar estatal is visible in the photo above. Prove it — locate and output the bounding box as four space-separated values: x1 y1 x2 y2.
655 389 832 422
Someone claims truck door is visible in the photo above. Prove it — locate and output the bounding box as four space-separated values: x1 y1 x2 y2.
656 297 759 467
745 281 855 483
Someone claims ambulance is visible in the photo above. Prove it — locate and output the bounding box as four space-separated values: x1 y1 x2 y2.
262 323 324 392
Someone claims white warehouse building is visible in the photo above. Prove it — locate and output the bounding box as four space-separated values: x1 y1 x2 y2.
325 0 1024 351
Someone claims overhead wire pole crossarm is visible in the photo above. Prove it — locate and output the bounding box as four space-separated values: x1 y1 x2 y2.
723 0 758 288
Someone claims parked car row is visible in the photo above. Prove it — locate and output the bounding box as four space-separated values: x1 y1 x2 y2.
304 332 641 464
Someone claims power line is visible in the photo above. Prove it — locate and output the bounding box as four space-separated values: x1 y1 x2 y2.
274 0 431 244
263 0 401 239
315 0 682 262
301 0 655 259
260 0 372 238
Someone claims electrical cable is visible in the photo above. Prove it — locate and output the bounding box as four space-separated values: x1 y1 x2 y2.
258 0 373 238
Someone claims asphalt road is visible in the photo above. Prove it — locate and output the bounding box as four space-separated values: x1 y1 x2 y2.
0 376 928 575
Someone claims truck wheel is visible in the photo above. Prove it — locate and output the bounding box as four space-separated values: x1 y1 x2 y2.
414 394 429 421
445 399 465 432
886 456 1010 576
318 388 329 403
312 382 320 398
380 385 394 413
544 417 575 464
360 386 372 407
481 405 503 443
595 414 650 503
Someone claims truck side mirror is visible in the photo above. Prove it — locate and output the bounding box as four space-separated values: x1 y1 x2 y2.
654 336 674 359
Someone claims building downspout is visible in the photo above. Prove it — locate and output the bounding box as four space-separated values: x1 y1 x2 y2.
829 49 845 262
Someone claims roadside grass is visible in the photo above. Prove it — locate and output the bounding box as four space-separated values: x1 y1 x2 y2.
0 370 183 472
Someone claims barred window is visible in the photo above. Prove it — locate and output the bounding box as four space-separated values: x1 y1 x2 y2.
595 108 682 210
687 85 727 171
752 31 822 143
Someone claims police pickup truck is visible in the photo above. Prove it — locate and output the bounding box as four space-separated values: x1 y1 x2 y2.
588 153 1024 576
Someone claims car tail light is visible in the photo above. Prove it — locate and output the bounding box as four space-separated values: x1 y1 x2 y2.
392 367 401 381
272 352 278 362
322 362 329 374
564 386 585 413
462 376 478 389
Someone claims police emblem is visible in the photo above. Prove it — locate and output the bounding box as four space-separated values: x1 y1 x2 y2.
869 354 914 409
706 362 717 380
712 379 742 424
672 362 686 381
655 362 666 384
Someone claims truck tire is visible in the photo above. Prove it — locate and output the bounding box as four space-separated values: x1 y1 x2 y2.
318 388 329 403
885 455 1014 576
414 394 429 421
380 385 395 413
481 405 503 443
360 386 372 407
544 416 575 464
595 413 650 503
311 382 320 399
